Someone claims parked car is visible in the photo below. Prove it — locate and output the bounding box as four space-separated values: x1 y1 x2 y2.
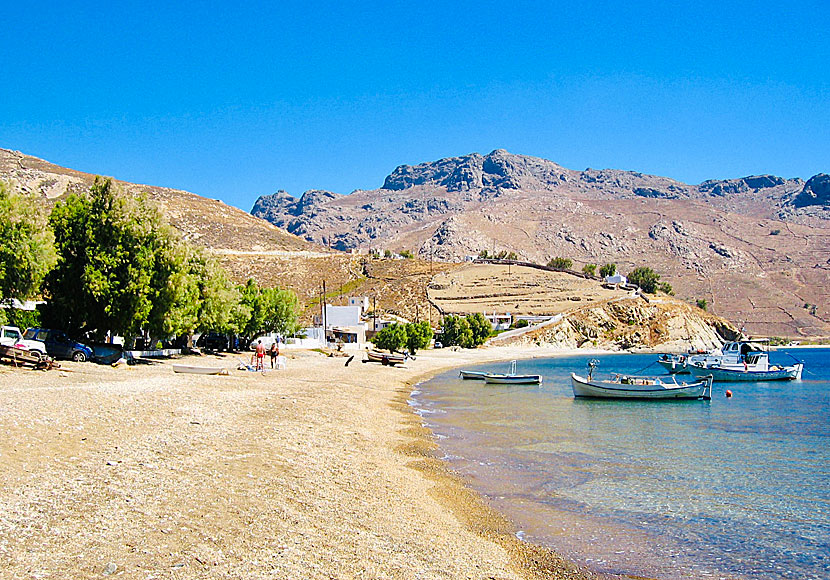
196 332 230 351
249 334 279 350
0 326 47 358
23 328 93 362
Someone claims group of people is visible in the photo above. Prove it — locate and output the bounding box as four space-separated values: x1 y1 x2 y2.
253 339 281 371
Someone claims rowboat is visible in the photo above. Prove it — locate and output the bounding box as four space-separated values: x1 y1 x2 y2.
366 350 406 365
172 364 229 375
571 372 713 399
481 360 542 385
687 361 803 382
459 370 488 380
484 373 542 385
571 359 712 400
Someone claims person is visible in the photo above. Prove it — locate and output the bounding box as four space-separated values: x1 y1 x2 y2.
269 341 279 369
255 339 266 371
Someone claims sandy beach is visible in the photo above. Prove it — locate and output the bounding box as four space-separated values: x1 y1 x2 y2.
0 346 607 580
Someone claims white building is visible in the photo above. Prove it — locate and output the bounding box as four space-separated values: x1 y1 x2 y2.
348 296 370 314
605 274 627 286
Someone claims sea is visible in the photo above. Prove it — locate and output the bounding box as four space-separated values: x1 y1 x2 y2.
409 348 830 580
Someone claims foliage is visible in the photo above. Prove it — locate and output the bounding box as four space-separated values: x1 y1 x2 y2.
236 279 299 338
547 257 573 270
399 250 414 259
467 312 492 346
599 263 616 278
478 250 489 259
658 282 674 295
372 322 408 352
495 250 518 260
770 229 781 235
440 315 472 348
383 249 392 258
405 321 433 354
0 181 57 303
628 267 661 293
582 263 597 276
696 298 708 311
512 318 529 329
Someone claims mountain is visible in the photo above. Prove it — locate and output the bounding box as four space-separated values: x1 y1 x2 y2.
252 150 830 339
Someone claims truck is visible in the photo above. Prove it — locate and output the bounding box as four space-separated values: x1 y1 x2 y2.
0 326 47 358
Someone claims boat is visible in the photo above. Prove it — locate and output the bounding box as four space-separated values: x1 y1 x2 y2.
657 340 778 374
459 370 488 380
366 350 406 366
687 357 803 382
571 360 713 399
481 360 542 385
172 364 229 375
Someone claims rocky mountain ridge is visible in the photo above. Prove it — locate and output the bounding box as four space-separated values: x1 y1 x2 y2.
252 149 829 339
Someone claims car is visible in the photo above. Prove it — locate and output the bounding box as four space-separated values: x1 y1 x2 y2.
23 328 94 362
0 325 47 358
433 341 443 349
249 334 279 351
196 332 230 351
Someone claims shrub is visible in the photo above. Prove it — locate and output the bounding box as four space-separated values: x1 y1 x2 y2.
582 263 597 276
599 263 616 278
399 250 414 259
696 298 708 311
628 267 661 293
547 257 573 270
770 229 781 235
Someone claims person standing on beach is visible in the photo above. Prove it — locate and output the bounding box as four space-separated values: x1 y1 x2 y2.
255 339 266 371
269 341 279 369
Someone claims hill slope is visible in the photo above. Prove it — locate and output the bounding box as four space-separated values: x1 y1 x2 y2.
252 150 830 339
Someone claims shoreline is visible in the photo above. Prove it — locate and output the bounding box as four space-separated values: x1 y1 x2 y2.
0 345 615 579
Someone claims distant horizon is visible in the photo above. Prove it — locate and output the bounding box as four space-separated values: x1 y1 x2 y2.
2 2 827 210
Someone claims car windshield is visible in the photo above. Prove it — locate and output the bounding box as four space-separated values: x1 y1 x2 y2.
23 329 38 340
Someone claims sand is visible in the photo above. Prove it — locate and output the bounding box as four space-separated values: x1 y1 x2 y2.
0 347 607 580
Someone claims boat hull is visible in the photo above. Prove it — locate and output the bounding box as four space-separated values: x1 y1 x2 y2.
657 358 691 374
570 373 712 400
172 364 228 375
483 374 542 385
459 370 488 380
366 350 406 365
688 363 803 382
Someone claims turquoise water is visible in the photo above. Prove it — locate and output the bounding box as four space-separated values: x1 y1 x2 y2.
411 348 830 580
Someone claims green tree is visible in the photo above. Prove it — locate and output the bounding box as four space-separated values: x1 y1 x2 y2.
582 263 597 277
0 181 57 303
466 312 492 347
440 315 472 348
399 249 414 259
373 322 407 352
235 279 298 338
547 257 573 270
628 267 661 293
405 321 433 354
259 287 300 336
478 250 489 259
599 263 616 278
658 281 674 295
696 298 708 311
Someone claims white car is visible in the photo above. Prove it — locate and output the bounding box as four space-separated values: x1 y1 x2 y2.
249 335 280 350
0 326 47 358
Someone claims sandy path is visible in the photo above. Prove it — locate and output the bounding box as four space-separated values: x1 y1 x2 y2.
0 347 603 579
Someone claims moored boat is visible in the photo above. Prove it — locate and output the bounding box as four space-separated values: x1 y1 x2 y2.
687 360 803 382
484 373 542 385
172 364 229 375
571 360 712 399
366 350 406 365
459 370 488 380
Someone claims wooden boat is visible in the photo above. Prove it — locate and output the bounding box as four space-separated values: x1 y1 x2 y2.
172 364 229 375
366 350 406 366
481 360 542 385
459 370 488 380
657 340 779 375
484 373 542 384
571 360 712 399
687 360 803 382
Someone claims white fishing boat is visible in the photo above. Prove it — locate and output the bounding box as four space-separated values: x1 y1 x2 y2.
172 364 229 375
481 360 542 385
657 340 785 375
459 370 488 380
571 360 713 400
687 357 803 382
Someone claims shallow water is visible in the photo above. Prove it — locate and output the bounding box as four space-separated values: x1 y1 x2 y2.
411 348 830 580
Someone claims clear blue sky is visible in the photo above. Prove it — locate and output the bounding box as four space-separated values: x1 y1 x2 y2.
2 1 828 211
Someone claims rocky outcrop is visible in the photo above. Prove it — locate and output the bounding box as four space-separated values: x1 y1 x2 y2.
791 173 830 207
699 174 791 196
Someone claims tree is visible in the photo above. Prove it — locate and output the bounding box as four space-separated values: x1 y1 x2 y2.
236 279 299 338
373 322 407 352
696 298 708 311
399 250 414 259
405 321 433 354
440 315 472 348
628 267 660 293
599 263 616 278
0 181 57 303
467 312 492 347
478 250 490 259
658 281 674 295
582 263 597 277
547 257 572 270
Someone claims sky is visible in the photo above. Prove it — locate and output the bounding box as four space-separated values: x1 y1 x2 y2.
2 1 828 211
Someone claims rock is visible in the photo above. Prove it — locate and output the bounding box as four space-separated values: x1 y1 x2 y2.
791 174 830 207
102 562 118 576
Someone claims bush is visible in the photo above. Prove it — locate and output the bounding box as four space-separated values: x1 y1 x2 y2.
512 319 529 329
628 267 661 293
372 323 407 352
599 263 616 278
770 229 781 235
696 298 708 311
399 250 414 259
658 282 674 295
547 257 573 270
582 263 597 276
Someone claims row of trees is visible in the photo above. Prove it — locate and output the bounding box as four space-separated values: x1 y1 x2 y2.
0 179 299 344
372 321 433 354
